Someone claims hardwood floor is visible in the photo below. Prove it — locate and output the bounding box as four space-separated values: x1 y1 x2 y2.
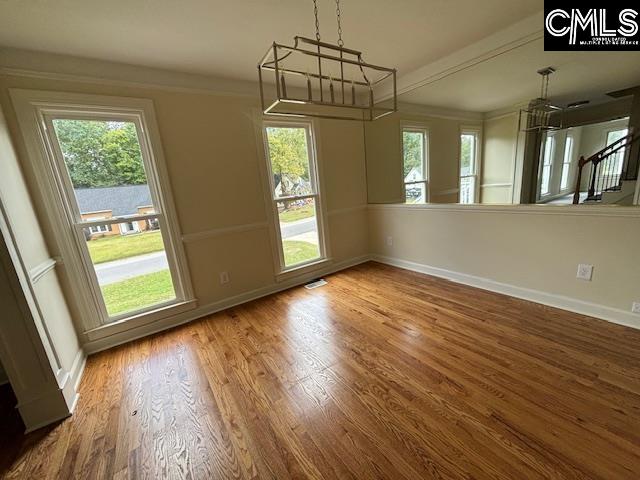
2 261 640 479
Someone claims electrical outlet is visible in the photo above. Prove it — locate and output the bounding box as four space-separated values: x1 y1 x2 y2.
576 264 593 281
219 271 230 284
632 302 640 314
386 236 393 247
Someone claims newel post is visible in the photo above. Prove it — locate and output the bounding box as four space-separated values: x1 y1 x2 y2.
573 156 585 204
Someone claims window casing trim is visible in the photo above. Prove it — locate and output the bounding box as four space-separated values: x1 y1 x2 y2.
400 124 430 203
10 89 195 333
260 118 329 276
459 127 481 204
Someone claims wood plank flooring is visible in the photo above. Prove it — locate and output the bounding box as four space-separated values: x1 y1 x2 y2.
2 261 640 479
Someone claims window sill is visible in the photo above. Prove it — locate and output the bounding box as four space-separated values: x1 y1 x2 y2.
84 299 198 341
275 257 332 283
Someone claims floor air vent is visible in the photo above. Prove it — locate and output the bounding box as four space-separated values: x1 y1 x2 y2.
304 279 327 289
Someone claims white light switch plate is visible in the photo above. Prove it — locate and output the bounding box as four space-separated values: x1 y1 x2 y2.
576 264 593 281
632 302 640 314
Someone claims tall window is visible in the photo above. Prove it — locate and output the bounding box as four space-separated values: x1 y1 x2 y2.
402 128 428 203
560 135 574 191
263 123 325 271
606 128 629 177
459 130 479 204
540 134 555 196
40 115 190 321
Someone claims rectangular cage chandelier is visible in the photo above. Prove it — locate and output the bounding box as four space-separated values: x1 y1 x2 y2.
257 0 397 121
519 67 565 133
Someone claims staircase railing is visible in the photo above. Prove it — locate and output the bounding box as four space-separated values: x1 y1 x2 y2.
573 129 639 204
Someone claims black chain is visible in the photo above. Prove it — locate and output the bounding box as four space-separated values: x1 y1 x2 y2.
335 0 344 46
313 0 321 41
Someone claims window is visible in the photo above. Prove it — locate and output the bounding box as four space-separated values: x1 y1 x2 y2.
11 95 194 330
606 128 629 177
459 130 479 204
540 134 555 196
263 122 325 271
88 223 110 235
42 116 190 320
402 128 428 203
560 135 574 191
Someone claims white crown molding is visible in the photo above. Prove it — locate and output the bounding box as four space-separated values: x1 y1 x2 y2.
377 11 543 102
0 47 260 98
397 102 483 122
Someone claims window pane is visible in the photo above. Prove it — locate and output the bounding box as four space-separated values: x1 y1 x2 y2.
83 218 175 317
405 182 426 203
541 165 551 195
277 199 321 267
561 137 573 190
265 127 313 198
403 131 424 179
543 136 554 166
560 165 570 191
460 177 475 204
460 134 475 176
52 119 156 220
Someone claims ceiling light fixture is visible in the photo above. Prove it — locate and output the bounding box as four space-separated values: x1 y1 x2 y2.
257 0 397 121
519 67 564 132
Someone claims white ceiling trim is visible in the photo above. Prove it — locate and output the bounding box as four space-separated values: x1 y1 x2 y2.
398 102 483 122
0 47 260 98
378 11 543 101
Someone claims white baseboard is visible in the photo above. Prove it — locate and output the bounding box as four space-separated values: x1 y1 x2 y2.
372 254 640 331
83 255 371 354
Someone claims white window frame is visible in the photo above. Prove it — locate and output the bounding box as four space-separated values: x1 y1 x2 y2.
401 126 429 203
539 133 556 197
88 223 110 234
10 90 195 336
459 128 481 204
560 135 574 191
605 127 629 176
261 119 328 276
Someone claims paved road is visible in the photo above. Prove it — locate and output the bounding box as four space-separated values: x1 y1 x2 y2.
281 217 315 239
93 218 316 286
95 251 168 286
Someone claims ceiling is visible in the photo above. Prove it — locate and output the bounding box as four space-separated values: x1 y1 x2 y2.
398 38 640 112
2 1 637 114
0 0 541 82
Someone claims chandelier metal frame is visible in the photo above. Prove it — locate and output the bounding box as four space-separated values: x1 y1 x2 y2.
257 0 397 121
519 67 565 133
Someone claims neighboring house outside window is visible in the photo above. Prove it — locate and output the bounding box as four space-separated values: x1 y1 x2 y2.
402 127 428 203
460 129 480 204
76 185 158 238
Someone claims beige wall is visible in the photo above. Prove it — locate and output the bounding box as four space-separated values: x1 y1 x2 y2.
481 113 517 203
365 108 482 204
369 205 640 318
0 73 369 337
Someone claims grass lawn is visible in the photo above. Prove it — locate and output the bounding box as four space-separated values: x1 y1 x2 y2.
283 240 319 266
101 269 175 316
88 231 164 264
279 204 314 223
